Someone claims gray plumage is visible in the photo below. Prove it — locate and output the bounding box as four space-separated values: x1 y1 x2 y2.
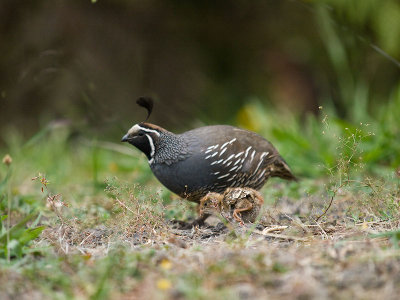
122 122 296 203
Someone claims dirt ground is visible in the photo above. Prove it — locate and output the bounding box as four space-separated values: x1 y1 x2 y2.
36 192 400 300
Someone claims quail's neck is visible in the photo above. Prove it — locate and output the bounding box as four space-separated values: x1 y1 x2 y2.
153 131 190 165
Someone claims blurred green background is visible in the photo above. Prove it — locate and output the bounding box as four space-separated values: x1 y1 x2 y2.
0 0 399 173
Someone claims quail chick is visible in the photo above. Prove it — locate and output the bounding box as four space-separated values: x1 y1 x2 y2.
199 187 264 224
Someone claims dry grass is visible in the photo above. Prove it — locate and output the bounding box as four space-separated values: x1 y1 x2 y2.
15 184 398 300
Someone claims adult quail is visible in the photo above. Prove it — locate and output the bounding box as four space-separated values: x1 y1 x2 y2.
122 97 296 222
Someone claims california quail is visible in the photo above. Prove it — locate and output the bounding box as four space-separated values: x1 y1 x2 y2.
121 97 297 205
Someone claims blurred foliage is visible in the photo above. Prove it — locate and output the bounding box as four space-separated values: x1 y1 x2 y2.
237 83 400 179
0 0 399 142
317 0 400 56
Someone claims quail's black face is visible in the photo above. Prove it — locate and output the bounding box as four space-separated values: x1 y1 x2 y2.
121 123 160 162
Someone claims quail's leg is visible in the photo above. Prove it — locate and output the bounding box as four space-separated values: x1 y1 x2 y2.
178 214 211 230
233 203 253 225
193 213 210 226
253 190 264 206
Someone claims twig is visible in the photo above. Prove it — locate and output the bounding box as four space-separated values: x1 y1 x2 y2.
262 226 288 233
315 193 335 222
115 197 135 214
80 231 95 246
253 230 309 241
284 213 311 233
315 180 350 222
314 221 329 240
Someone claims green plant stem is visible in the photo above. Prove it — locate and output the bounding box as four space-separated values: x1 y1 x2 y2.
6 167 11 263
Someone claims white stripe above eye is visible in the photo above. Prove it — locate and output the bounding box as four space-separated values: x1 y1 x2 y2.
128 124 161 136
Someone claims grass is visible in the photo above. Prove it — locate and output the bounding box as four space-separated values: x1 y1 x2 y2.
1 93 400 299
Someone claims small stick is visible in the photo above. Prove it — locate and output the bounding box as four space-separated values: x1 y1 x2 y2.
316 180 350 222
80 231 95 246
116 197 135 214
262 226 288 233
253 230 309 241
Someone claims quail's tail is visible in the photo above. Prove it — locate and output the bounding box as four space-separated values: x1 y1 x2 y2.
271 158 298 182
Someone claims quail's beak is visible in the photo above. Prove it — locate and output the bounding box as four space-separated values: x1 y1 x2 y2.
121 133 130 142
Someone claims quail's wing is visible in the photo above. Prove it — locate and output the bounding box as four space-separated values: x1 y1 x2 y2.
188 126 278 189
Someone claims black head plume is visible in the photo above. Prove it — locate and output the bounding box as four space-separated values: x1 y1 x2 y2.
136 97 154 121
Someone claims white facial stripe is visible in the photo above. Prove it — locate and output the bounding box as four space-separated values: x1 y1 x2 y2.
145 134 155 158
128 124 160 136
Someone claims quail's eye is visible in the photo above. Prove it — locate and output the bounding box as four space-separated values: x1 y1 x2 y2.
138 132 144 137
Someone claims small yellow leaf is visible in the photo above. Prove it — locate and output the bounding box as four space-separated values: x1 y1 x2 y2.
160 258 172 270
156 278 172 290
109 162 118 172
